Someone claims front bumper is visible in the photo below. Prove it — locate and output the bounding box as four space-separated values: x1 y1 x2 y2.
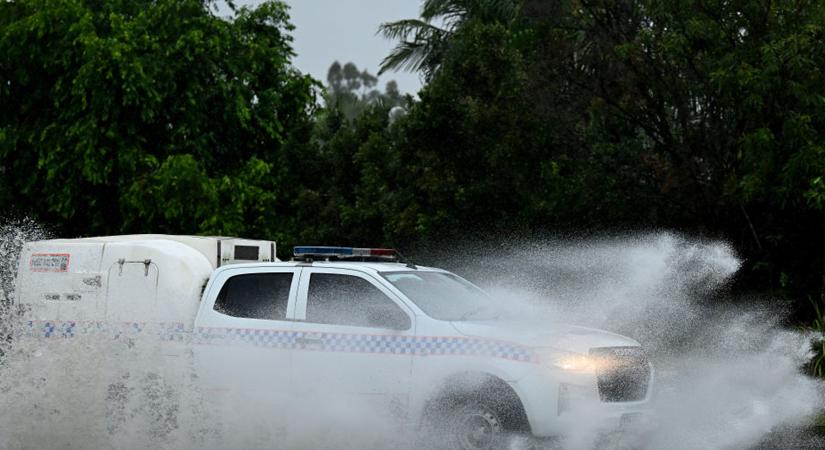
514 366 655 437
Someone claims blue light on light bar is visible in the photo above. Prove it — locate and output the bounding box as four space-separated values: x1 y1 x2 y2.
294 246 354 256
293 246 398 259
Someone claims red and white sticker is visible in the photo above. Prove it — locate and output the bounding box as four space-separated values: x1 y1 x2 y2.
30 253 71 272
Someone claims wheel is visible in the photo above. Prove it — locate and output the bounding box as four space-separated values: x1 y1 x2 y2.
420 377 533 450
446 401 507 450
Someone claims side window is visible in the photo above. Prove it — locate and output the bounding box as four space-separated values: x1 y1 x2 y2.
306 273 410 330
214 272 292 320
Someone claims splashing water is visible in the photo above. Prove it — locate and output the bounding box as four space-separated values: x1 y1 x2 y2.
0 228 822 449
446 233 824 449
0 219 49 359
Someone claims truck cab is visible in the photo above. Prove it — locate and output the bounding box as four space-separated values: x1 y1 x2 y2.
194 247 653 449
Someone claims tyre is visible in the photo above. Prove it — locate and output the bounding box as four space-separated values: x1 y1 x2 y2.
444 401 507 450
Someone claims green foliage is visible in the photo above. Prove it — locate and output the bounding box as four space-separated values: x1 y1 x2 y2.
375 0 825 308
2 0 825 333
816 411 825 429
324 61 403 122
368 1 665 243
378 0 520 78
806 298 825 378
0 0 315 238
810 339 825 379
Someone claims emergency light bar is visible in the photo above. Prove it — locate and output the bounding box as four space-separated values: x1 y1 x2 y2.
293 246 399 260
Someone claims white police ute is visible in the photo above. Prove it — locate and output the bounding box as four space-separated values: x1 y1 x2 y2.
15 235 652 449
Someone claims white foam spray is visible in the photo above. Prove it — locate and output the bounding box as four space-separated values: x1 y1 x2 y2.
447 232 824 449
0 219 49 358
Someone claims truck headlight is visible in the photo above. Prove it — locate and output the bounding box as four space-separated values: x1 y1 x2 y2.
547 352 616 374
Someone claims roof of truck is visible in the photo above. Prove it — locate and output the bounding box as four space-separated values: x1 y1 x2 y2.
219 261 444 274
312 261 443 273
31 234 236 244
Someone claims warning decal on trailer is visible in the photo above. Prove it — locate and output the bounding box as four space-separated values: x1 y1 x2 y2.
30 253 70 272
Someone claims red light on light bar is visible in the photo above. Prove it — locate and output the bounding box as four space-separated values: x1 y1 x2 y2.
369 248 397 257
294 246 399 260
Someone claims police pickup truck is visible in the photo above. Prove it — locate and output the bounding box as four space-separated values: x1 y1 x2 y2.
15 235 652 449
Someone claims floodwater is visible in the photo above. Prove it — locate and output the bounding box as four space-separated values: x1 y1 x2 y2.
0 224 822 449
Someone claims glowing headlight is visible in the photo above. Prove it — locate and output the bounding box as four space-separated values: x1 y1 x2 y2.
549 353 617 373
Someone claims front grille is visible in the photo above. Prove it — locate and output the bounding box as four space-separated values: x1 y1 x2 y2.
590 346 650 402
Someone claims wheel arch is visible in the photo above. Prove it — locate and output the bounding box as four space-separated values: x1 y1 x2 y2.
420 371 531 434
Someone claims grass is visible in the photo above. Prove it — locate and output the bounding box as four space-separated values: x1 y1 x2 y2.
802 297 825 435
804 297 825 378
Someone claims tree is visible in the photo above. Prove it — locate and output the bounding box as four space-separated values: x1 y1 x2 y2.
555 0 825 297
323 61 404 121
376 0 825 306
0 0 316 239
378 0 521 78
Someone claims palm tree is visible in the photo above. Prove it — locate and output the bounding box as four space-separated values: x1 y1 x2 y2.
378 0 520 79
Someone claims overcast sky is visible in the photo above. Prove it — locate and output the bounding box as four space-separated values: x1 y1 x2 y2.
232 0 425 95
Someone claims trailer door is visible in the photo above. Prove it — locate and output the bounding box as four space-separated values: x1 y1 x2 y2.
104 260 160 321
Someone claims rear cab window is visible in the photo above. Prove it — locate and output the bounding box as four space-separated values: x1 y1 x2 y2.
197 267 301 327
215 272 293 320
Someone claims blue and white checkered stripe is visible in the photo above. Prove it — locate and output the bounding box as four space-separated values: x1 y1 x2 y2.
193 327 533 362
24 321 534 363
24 321 186 341
193 327 297 348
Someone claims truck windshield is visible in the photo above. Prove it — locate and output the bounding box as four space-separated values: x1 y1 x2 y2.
381 271 497 321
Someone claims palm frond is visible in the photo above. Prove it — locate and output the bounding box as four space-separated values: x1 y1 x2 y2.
377 0 520 77
378 19 448 76
379 41 431 75
422 0 520 24
378 19 447 41
421 0 467 23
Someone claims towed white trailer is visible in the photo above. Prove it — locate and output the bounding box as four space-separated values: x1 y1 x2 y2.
13 235 653 450
16 235 275 327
